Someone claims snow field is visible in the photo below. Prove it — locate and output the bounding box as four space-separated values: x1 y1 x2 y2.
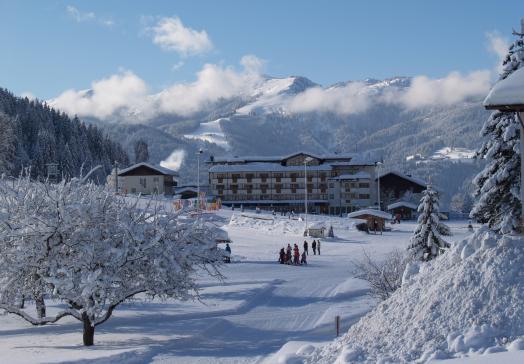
0 207 477 363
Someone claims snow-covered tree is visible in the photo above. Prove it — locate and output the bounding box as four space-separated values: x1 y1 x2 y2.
0 176 224 346
409 186 451 261
470 23 524 234
134 139 149 164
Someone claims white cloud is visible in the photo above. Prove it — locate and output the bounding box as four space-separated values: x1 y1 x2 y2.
160 149 186 171
486 31 509 75
49 56 264 120
287 82 371 115
395 70 492 109
50 71 149 119
286 70 491 115
171 61 185 71
147 16 213 56
21 92 36 100
66 5 114 27
155 59 262 115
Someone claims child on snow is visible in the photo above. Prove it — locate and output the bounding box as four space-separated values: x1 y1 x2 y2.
301 251 307 265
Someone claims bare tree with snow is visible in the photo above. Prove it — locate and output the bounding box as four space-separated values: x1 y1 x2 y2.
0 176 223 346
409 185 451 261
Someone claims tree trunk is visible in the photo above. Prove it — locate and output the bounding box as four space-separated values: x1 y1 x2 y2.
35 295 46 318
82 313 95 346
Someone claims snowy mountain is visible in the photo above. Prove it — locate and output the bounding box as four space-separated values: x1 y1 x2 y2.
58 74 488 207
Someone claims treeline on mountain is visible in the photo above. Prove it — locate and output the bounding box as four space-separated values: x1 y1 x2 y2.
0 88 129 182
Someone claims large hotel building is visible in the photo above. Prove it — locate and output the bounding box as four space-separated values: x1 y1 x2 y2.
207 152 379 215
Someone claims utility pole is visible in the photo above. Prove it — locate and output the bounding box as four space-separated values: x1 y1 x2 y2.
197 149 203 209
304 157 313 236
376 161 383 210
114 161 118 194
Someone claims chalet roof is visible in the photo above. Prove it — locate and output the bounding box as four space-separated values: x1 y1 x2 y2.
118 162 179 177
347 209 393 220
387 201 418 210
484 67 524 111
377 170 426 188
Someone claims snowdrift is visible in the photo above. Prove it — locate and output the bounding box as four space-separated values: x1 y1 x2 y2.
305 227 524 363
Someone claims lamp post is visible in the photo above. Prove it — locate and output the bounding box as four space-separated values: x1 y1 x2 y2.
197 148 203 209
375 161 383 210
304 157 313 236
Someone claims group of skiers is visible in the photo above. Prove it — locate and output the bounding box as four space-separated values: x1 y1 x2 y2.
278 239 321 266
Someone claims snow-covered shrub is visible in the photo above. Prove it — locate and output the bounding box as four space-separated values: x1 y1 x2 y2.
409 186 451 261
353 249 409 301
0 176 223 346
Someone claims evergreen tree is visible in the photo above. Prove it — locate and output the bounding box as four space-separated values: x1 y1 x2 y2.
0 88 129 181
409 185 451 261
470 22 524 234
134 139 149 163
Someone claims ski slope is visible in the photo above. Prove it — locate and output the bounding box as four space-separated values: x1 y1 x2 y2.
0 209 489 363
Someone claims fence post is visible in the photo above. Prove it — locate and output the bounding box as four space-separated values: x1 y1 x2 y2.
335 315 340 337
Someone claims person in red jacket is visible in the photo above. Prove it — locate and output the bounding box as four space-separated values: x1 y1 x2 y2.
293 244 300 265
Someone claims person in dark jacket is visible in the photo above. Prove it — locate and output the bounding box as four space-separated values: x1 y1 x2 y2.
279 248 286 264
301 251 307 265
312 240 317 255
224 243 232 263
303 240 309 255
317 240 321 255
286 244 292 264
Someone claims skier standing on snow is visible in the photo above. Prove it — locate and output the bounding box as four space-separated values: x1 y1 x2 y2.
303 240 308 255
293 244 300 265
279 248 286 264
312 240 317 255
317 240 321 255
301 250 307 265
286 244 292 264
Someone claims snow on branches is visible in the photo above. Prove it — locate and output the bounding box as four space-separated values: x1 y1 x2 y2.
471 23 523 234
471 111 521 234
409 186 451 261
0 176 224 345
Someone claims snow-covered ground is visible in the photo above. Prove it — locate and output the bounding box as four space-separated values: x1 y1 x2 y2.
184 118 231 150
0 208 515 363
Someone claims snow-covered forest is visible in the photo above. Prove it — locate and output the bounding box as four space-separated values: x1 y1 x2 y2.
0 88 129 181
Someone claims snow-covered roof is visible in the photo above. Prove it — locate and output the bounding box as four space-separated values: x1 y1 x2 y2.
210 151 360 164
308 222 327 230
330 172 371 180
387 201 418 210
118 163 179 176
377 170 426 187
347 209 393 220
174 186 198 193
484 67 524 111
209 162 333 173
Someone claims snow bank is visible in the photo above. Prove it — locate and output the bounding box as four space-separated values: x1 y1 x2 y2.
306 227 524 363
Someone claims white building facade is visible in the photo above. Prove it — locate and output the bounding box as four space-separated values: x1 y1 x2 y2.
207 152 378 214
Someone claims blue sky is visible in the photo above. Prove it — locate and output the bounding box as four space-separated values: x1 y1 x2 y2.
0 0 521 99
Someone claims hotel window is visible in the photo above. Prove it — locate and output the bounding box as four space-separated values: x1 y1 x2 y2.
139 178 146 188
232 174 241 183
290 173 298 182
359 182 370 188
359 194 370 199
320 172 326 181
260 173 268 182
246 173 254 182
